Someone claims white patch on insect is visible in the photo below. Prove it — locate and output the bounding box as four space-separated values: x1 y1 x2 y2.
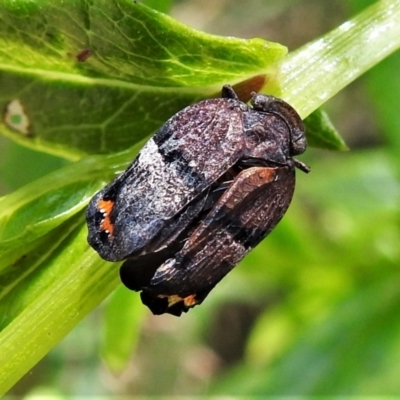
131 138 194 216
3 99 30 135
138 138 162 165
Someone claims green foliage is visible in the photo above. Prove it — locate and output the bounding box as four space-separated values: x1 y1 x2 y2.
0 0 400 397
101 285 146 373
0 0 286 159
304 109 348 151
210 149 400 396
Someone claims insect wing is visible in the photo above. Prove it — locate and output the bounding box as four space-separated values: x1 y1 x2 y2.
138 165 296 315
119 186 214 293
86 98 246 261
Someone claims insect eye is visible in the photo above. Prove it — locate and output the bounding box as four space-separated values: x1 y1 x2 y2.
290 132 307 156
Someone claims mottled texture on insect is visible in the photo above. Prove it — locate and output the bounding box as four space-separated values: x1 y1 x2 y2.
86 85 309 316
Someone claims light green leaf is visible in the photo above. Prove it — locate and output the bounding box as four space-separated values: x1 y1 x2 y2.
210 275 400 396
0 223 120 395
304 108 349 151
1 0 400 394
0 0 286 159
101 285 146 372
0 144 142 269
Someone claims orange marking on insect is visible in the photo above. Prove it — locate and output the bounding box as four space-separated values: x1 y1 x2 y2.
98 199 115 235
165 294 197 308
183 295 197 307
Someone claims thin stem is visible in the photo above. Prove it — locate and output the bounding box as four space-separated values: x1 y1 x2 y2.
0 226 120 395
1 1 400 395
279 0 400 118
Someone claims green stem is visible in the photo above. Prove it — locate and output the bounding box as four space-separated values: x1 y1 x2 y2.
279 0 400 118
0 225 121 395
1 1 400 395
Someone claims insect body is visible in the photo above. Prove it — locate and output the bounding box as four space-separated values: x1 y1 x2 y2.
86 85 309 316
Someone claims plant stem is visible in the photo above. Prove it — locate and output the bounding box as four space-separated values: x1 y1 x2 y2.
279 0 400 118
1 0 400 395
0 225 120 395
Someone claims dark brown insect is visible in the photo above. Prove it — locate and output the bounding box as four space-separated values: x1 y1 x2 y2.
86 85 309 316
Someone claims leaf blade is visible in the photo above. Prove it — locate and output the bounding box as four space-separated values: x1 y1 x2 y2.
0 0 286 158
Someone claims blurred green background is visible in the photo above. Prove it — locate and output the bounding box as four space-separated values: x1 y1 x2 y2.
2 0 400 397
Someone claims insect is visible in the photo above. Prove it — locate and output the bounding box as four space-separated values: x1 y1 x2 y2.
86 85 309 316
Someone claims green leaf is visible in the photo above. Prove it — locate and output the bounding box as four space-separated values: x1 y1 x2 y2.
1 0 400 394
210 275 400 396
278 0 400 118
0 0 286 159
0 145 142 270
141 0 175 13
304 108 349 151
101 285 146 372
0 143 145 395
0 222 120 395
0 216 83 330
365 52 400 162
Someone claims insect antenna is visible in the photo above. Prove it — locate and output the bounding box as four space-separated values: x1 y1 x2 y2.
294 159 311 173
